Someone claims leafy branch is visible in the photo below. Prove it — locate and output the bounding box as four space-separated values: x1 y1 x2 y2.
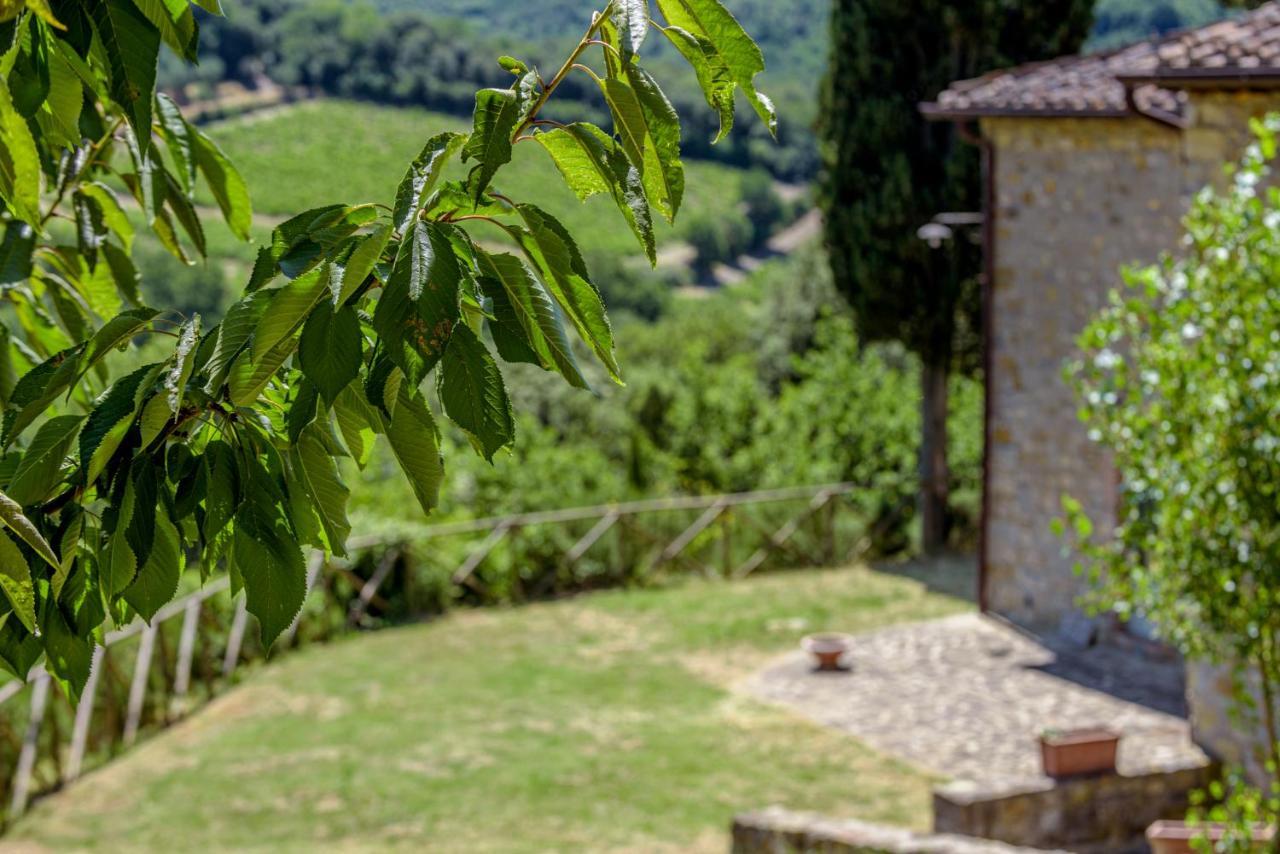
0 0 774 700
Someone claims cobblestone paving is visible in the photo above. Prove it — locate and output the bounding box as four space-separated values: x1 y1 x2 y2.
745 613 1207 787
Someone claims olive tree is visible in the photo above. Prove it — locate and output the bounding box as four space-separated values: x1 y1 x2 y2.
0 0 772 699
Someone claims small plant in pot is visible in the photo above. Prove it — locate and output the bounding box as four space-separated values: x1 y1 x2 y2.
801 634 854 672
1039 727 1120 779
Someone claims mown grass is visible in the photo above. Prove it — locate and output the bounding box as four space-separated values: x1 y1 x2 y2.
5 562 972 853
199 98 751 259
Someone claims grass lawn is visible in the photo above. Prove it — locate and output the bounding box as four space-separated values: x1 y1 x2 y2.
5 561 972 853
201 99 751 259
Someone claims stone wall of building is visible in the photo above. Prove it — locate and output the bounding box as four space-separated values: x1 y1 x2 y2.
980 117 1184 632
982 89 1280 784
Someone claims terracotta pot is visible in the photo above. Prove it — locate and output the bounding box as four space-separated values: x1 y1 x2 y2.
801 633 853 672
1038 728 1120 778
1146 820 1276 854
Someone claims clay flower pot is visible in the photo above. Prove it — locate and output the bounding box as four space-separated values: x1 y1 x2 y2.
1038 728 1120 778
1146 820 1275 854
801 633 853 672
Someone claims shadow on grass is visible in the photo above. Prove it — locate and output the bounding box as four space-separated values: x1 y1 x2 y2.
868 552 978 605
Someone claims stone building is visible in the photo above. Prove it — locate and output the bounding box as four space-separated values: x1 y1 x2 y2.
921 5 1280 635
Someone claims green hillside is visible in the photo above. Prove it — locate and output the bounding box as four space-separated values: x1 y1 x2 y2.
200 100 753 259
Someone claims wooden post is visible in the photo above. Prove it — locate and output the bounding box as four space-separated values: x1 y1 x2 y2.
721 514 733 577
10 675 50 818
823 496 838 565
348 549 400 627
66 647 106 782
123 625 157 747
170 598 202 717
223 597 249 678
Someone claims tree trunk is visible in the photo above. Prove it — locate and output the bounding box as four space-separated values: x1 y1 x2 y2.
920 361 950 556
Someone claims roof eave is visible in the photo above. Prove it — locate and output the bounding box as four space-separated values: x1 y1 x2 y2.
1117 68 1280 89
919 102 1130 122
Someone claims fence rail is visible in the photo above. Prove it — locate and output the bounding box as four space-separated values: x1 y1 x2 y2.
0 481 888 823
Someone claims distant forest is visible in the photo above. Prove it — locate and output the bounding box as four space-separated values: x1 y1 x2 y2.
167 0 1234 181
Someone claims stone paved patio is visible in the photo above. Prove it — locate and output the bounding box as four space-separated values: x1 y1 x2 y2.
744 613 1208 788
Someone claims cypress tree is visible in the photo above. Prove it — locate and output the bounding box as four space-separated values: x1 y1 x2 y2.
817 1 1094 553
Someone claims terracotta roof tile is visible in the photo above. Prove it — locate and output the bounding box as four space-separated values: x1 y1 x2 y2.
925 2 1280 120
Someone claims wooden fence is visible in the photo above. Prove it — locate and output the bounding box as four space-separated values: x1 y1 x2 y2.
0 481 890 823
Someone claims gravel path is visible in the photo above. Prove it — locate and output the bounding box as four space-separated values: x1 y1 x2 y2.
745 613 1207 788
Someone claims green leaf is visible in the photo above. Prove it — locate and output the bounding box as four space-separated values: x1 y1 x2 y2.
74 307 158 388
334 386 378 468
7 414 81 505
130 0 197 63
392 132 464 235
191 124 252 241
204 290 271 390
461 87 519 204
655 0 774 134
201 439 237 543
662 25 734 142
612 0 649 56
0 221 34 288
227 334 295 408
79 183 134 250
138 390 170 448
515 205 619 382
79 362 156 485
535 126 610 201
478 251 588 388
0 612 41 680
156 92 195 193
285 379 318 445
384 383 444 516
0 530 35 634
373 221 455 386
3 346 82 447
0 489 59 569
164 313 199 415
252 265 327 362
9 17 50 120
103 242 142 306
163 170 207 257
624 64 684 222
0 78 41 224
535 124 654 263
234 489 305 648
439 324 514 461
333 224 390 306
122 502 181 621
42 602 93 701
299 302 362 406
88 0 160 143
292 427 350 556
37 46 84 147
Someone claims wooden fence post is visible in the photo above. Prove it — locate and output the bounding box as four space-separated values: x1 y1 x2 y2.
9 675 50 819
66 647 106 782
222 598 249 678
123 625 157 747
170 598 202 718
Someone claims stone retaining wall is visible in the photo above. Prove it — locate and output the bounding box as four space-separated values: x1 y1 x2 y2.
933 760 1216 853
731 807 1061 854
